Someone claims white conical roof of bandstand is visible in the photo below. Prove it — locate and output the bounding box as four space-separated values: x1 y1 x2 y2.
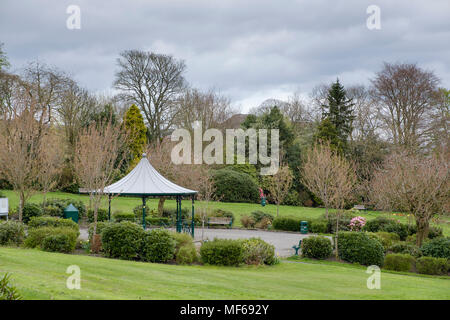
103 154 197 196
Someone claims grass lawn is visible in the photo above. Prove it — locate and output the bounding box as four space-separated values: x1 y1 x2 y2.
1 190 449 235
0 247 449 300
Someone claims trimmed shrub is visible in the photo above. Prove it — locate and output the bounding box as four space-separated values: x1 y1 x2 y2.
416 256 448 275
87 209 109 223
162 207 189 219
337 232 385 266
41 233 77 253
88 221 114 241
420 237 450 259
171 231 194 251
251 211 274 223
242 238 277 265
388 242 421 257
113 212 135 223
24 227 79 252
176 245 197 265
200 239 244 266
302 236 333 260
384 253 415 272
101 222 145 260
212 169 259 203
241 215 256 228
272 216 302 232
310 219 328 234
141 228 176 263
21 203 43 224
28 216 79 231
0 221 26 246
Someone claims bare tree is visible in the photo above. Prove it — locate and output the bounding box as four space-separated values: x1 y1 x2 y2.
114 50 187 142
301 142 356 258
371 62 440 150
0 98 42 221
370 152 449 246
301 142 356 219
174 88 235 133
265 165 293 217
37 130 64 205
73 121 128 242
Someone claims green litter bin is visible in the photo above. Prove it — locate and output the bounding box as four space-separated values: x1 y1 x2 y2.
64 204 79 223
300 221 308 234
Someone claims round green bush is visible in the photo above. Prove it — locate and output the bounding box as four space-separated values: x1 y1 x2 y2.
420 237 450 259
383 253 415 272
272 216 302 232
369 232 400 251
242 238 277 265
176 245 198 265
212 169 259 203
337 231 385 266
24 227 79 250
21 203 43 223
140 228 176 263
28 216 79 231
200 239 244 266
310 219 328 234
416 256 448 275
363 217 409 240
0 221 26 246
302 236 333 260
42 206 61 217
282 190 301 206
87 209 109 223
101 222 145 260
250 211 274 223
427 226 444 239
41 233 77 253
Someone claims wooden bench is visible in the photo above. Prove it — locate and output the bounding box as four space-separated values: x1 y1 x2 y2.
207 217 233 228
352 205 366 211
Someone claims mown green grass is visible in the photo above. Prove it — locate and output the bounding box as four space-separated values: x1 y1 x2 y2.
1 190 448 235
0 247 448 300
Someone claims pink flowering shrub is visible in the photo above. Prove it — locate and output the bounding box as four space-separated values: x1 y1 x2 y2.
349 216 366 231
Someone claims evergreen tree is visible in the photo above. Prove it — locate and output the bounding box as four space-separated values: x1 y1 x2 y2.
321 79 355 149
314 118 343 153
123 104 147 170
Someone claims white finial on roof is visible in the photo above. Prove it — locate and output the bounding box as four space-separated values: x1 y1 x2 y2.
142 153 147 158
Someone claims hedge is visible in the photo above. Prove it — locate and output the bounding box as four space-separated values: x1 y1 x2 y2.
272 216 302 232
384 253 415 272
28 216 79 231
416 256 449 275
420 237 450 259
113 212 135 223
24 227 79 253
200 239 244 266
87 209 109 223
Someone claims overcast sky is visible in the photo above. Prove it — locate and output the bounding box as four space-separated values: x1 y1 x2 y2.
1 0 449 112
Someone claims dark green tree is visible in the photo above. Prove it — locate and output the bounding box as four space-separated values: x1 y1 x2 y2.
314 118 343 152
0 43 9 71
123 104 147 170
321 79 355 150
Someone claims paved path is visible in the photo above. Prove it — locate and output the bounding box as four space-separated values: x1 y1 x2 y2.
80 227 326 257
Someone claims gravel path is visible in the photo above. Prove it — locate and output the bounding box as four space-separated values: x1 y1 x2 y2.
80 227 328 257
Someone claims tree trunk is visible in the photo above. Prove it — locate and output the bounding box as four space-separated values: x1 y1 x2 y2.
277 204 279 217
325 207 329 220
18 191 24 222
416 219 429 247
158 197 166 216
